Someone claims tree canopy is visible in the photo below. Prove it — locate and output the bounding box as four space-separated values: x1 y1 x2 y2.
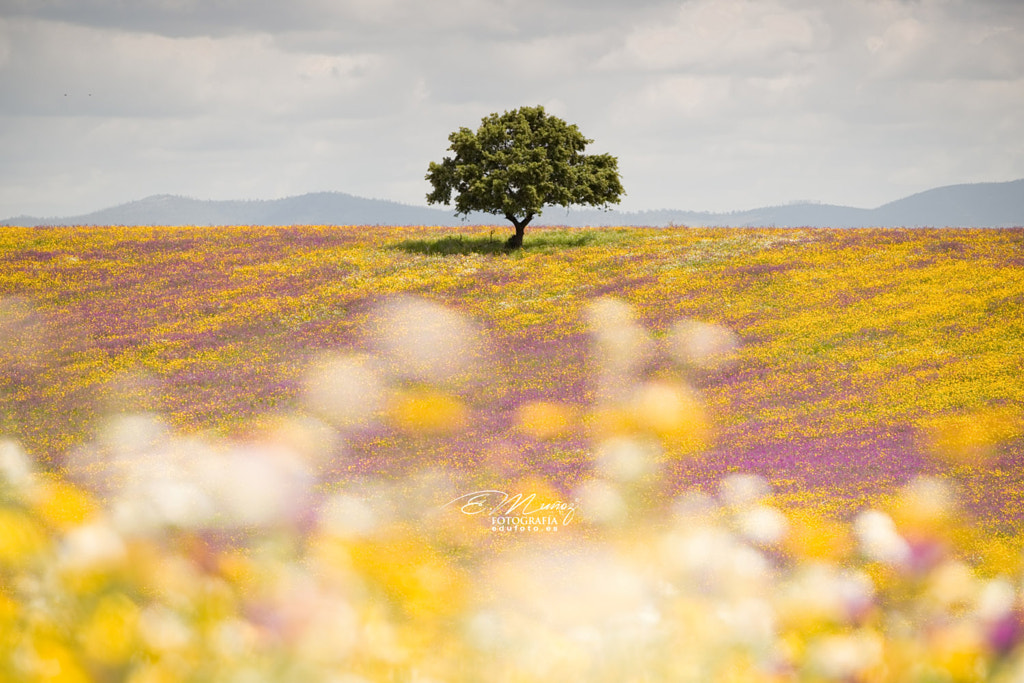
425 105 624 248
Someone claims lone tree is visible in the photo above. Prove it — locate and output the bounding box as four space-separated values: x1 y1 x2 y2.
425 105 624 249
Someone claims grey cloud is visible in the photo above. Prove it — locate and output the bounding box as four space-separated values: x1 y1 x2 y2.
0 0 672 41
601 0 829 76
0 0 323 37
0 18 396 119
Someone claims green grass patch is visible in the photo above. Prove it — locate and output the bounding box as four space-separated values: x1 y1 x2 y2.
388 227 637 256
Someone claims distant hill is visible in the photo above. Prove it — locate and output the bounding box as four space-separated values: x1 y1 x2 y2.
0 192 479 228
560 178 1024 228
3 179 1022 228
869 179 1024 228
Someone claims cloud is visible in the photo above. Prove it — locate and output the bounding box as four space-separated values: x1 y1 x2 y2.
0 18 389 119
0 28 9 68
623 75 733 122
0 0 1022 216
850 1 1024 82
601 0 824 75
1 0 528 41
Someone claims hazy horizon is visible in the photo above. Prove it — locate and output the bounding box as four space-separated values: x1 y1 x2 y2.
5 177 1022 228
3 176 1023 222
2 0 1022 218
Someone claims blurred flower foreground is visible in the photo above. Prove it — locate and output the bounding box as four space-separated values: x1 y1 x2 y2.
2 294 1023 683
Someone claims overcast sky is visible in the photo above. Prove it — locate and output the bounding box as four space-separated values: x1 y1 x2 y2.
1 0 1022 218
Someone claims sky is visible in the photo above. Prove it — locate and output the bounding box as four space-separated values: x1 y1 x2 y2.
1 0 1022 218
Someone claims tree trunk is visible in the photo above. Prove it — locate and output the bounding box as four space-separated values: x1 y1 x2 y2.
504 213 533 249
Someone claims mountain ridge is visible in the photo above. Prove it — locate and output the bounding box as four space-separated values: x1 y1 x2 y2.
3 179 1022 228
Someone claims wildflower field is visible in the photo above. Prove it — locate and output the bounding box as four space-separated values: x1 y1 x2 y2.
1 223 1023 681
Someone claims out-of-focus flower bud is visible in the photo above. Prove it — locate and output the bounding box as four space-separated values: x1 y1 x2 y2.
630 380 708 450
68 412 172 497
101 411 169 460
320 493 380 539
575 479 627 526
717 597 775 647
923 407 1021 466
348 528 465 620
0 507 48 567
976 577 1017 622
594 436 659 483
854 509 911 566
0 438 34 496
891 477 957 566
208 443 315 528
928 621 987 681
665 318 739 371
106 435 218 534
660 526 770 597
785 512 854 563
387 388 468 434
836 570 877 624
485 547 657 654
31 478 99 530
302 353 385 431
59 521 126 571
586 297 654 401
263 413 342 469
807 630 884 681
372 296 479 384
660 526 731 581
927 561 978 614
975 577 1023 654
778 566 873 629
466 609 507 652
586 297 653 367
669 491 717 526
80 592 140 666
737 505 789 547
986 611 1023 656
296 596 359 663
210 617 259 658
516 401 576 440
138 605 194 653
719 473 770 508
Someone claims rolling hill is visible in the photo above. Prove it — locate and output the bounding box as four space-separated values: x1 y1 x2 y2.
3 179 1022 228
